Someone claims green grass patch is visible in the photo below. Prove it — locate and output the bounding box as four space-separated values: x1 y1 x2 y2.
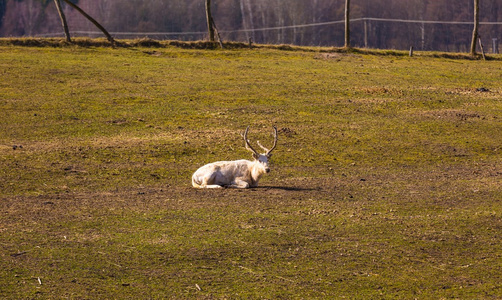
1 40 501 298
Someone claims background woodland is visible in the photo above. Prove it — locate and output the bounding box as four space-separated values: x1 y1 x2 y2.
0 0 501 51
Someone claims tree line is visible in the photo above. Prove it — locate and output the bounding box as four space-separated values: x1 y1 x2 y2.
0 0 500 53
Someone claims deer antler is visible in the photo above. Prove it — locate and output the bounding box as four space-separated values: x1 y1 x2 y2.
244 126 259 156
256 126 278 156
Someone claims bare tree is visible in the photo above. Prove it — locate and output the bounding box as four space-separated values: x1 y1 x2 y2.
204 0 224 48
344 0 351 48
59 0 115 45
239 0 255 43
205 0 215 42
53 0 70 42
470 0 480 55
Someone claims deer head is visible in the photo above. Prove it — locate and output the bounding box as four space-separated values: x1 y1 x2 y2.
244 126 278 173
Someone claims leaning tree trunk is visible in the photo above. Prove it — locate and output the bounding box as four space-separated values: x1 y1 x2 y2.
470 0 479 55
344 0 351 48
205 0 215 42
54 0 71 42
60 0 115 45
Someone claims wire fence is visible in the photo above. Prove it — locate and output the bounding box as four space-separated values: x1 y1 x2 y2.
35 17 502 52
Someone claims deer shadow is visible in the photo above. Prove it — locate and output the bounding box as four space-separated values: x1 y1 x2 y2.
253 185 320 192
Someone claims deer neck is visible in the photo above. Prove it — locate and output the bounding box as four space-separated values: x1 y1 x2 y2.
250 160 267 183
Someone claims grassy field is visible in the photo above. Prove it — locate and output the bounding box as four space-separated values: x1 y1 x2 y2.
1 40 501 299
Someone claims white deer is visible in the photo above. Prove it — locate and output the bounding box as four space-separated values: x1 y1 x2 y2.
192 126 278 188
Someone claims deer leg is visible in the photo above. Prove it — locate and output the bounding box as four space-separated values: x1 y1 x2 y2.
203 184 224 188
228 179 250 189
198 173 224 188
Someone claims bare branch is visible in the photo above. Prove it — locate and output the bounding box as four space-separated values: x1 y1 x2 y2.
60 0 116 45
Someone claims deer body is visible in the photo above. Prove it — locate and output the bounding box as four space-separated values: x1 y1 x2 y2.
192 126 277 189
192 159 267 188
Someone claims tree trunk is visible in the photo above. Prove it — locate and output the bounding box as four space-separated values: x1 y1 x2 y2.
205 0 215 42
470 0 479 55
211 18 224 48
239 0 249 41
244 0 255 42
344 0 351 48
54 0 71 42
60 0 115 45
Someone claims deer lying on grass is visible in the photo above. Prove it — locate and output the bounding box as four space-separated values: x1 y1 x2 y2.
192 126 278 188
